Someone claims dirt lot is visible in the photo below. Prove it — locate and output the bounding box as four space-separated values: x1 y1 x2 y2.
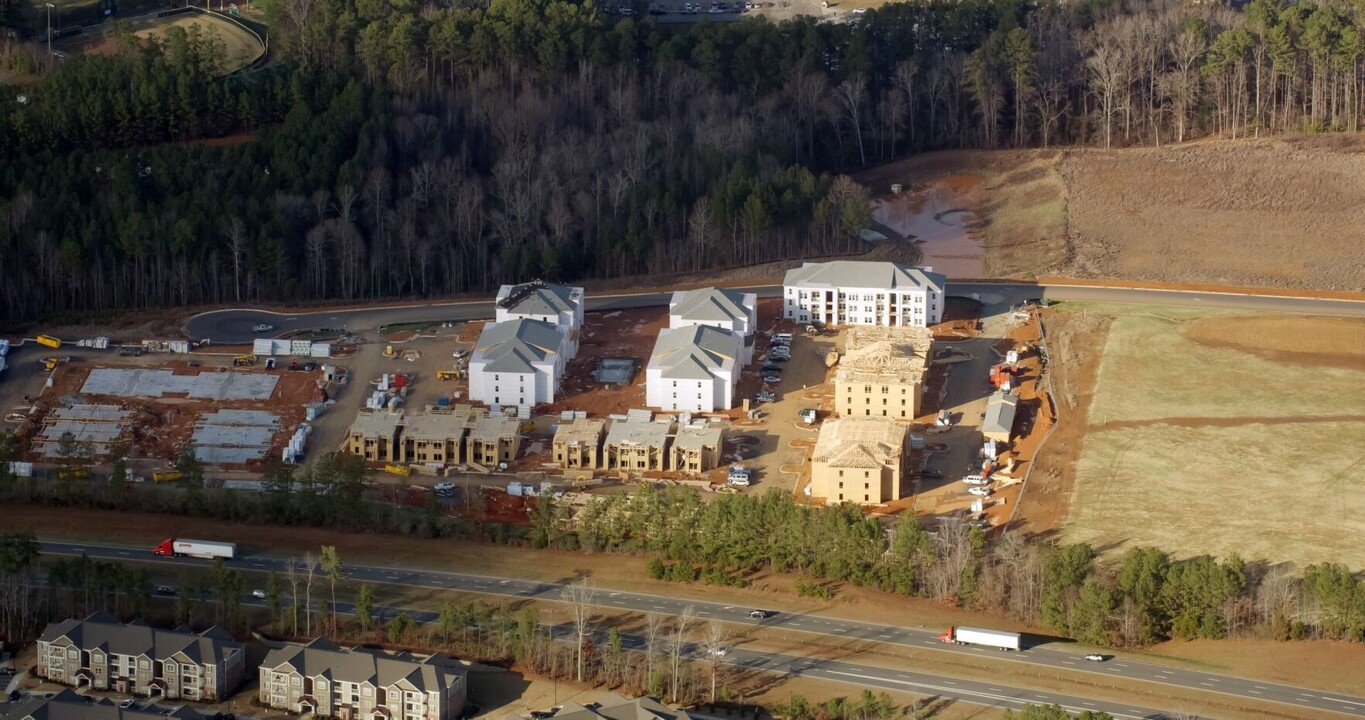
1055 305 1365 568
857 135 1365 292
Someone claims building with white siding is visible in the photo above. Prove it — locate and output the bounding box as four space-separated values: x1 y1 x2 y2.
495 281 584 359
783 261 946 328
468 319 570 410
645 325 741 413
668 287 758 365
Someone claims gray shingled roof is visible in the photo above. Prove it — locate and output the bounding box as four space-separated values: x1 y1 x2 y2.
784 261 945 293
498 282 580 318
669 288 751 325
549 693 693 720
648 326 739 381
672 424 723 451
259 639 466 694
36 613 240 668
982 391 1018 436
475 319 565 374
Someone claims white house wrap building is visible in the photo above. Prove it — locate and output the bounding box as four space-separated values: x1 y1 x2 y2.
645 325 741 413
668 287 758 364
495 281 585 359
783 261 946 328
468 318 571 409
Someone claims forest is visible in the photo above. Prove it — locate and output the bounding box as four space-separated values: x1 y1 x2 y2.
3 0 1365 322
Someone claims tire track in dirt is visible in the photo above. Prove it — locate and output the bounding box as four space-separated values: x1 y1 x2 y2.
1090 414 1365 431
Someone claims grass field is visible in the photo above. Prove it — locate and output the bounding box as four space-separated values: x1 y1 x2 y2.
53 11 263 74
1064 305 1365 568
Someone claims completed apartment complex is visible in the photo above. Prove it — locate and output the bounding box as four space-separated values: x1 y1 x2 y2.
36 613 244 702
783 261 946 328
258 638 468 720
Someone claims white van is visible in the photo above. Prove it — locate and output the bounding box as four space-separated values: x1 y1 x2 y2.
773 332 793 345
728 466 752 486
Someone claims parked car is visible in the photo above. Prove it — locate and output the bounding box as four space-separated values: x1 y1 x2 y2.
961 475 990 486
755 390 776 403
708 646 729 657
967 486 992 497
762 374 781 384
120 699 137 709
154 585 177 597
728 466 752 486
0 667 14 676
762 363 781 372
252 323 274 333
1084 653 1106 662
303 361 318 372
921 469 944 479
434 481 456 495
251 589 266 600
767 354 789 363
9 690 20 702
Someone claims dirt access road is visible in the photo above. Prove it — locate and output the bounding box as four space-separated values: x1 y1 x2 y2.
856 134 1365 292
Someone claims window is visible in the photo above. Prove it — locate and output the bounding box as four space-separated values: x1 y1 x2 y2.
838 482 843 489
292 676 301 686
864 494 869 502
839 493 844 500
864 471 870 478
864 483 869 489
838 470 844 477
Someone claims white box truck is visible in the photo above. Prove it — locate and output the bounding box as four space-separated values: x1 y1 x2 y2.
152 538 236 561
939 626 1021 651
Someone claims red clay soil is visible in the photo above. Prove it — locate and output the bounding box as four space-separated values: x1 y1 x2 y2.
1037 275 1365 301
25 360 319 473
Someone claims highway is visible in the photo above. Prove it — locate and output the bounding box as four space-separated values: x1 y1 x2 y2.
183 281 1365 344
39 541 1365 718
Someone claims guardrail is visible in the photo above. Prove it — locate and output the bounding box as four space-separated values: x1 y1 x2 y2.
190 5 268 72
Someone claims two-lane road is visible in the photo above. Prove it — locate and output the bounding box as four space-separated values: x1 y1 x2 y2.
185 282 1365 344
39 541 1365 718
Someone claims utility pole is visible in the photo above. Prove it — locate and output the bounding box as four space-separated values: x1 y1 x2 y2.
45 3 55 55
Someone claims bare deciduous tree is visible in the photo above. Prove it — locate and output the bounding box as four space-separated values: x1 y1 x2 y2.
668 605 695 703
561 579 597 682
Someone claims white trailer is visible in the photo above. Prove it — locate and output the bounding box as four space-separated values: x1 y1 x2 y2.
154 538 236 560
940 626 1021 651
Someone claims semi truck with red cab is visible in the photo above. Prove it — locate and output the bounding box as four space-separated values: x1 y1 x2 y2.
939 626 1021 651
152 538 236 560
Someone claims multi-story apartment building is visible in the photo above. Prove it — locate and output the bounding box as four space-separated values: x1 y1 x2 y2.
834 326 933 420
468 318 571 410
495 281 585 359
645 325 741 413
783 261 946 328
668 287 758 364
36 613 244 702
258 638 468 720
604 419 671 473
808 417 910 505
553 418 605 471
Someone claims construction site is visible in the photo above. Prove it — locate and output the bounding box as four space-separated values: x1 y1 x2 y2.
11 357 333 474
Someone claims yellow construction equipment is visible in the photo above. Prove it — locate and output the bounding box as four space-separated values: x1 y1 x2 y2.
233 354 256 367
384 464 412 477
36 334 62 349
152 470 183 483
42 356 59 371
383 345 396 357
58 469 90 480
436 370 458 381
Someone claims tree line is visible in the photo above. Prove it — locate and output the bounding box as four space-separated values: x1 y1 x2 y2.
8 0 1365 322
4 445 1364 648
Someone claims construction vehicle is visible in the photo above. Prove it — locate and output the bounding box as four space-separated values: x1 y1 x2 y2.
384 464 412 477
152 538 235 560
939 626 1021 651
799 408 819 425
233 354 256 367
151 470 183 483
58 468 89 480
989 364 1016 390
36 335 62 349
436 370 459 381
42 356 59 371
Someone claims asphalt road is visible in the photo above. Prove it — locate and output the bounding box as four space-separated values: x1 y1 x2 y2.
39 541 1365 718
184 282 1365 344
